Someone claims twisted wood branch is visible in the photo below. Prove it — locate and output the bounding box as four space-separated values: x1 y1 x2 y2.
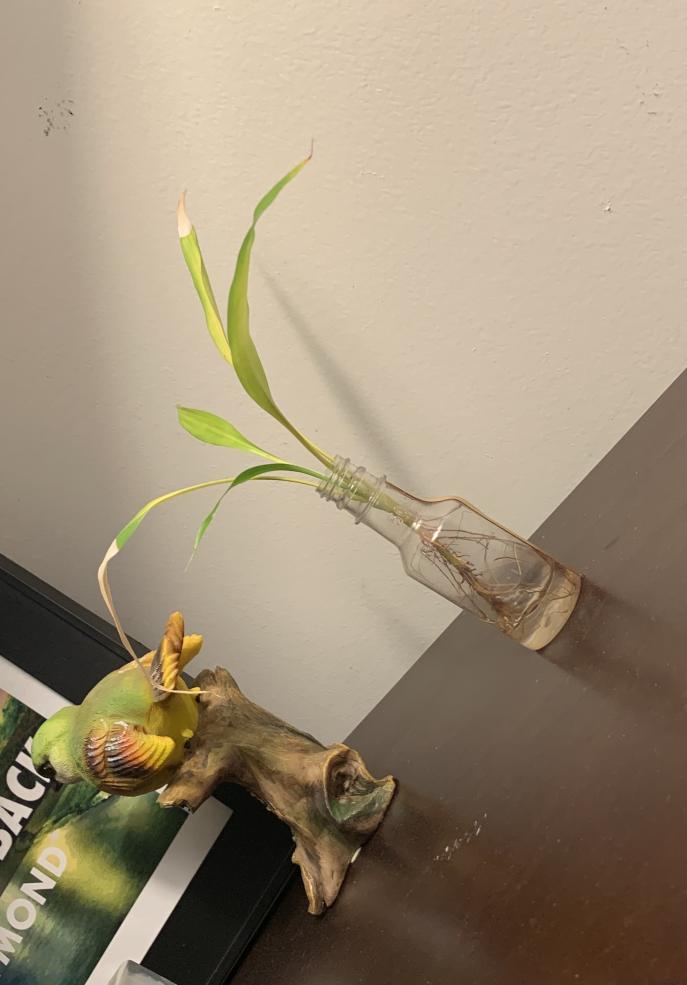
158 667 396 914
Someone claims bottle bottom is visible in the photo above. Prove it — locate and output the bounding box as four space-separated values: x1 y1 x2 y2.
507 564 582 650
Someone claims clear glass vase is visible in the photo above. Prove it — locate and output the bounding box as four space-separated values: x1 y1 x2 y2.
318 457 581 650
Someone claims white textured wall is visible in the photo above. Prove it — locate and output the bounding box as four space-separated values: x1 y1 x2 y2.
1 0 685 740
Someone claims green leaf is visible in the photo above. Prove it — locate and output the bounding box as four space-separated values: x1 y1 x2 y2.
115 477 236 550
226 157 310 417
224 460 323 491
194 498 224 552
178 198 233 366
192 462 324 552
112 465 324 554
226 154 333 469
177 406 279 461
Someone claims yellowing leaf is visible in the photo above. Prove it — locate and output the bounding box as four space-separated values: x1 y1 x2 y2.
114 477 235 550
178 193 233 366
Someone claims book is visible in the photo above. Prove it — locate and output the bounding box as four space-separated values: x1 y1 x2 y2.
0 655 229 985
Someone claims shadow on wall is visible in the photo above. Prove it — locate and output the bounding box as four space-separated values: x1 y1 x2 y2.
260 264 415 483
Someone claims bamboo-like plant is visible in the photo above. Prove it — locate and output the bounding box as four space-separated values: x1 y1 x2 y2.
98 152 582 655
99 152 337 644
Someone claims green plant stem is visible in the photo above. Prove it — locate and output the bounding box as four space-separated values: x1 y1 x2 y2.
282 426 333 470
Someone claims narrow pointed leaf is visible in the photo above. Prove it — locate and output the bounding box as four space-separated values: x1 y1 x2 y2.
192 462 324 552
194 499 224 552
114 476 237 550
177 406 279 461
225 155 332 468
101 464 323 663
178 193 233 366
112 466 322 554
227 156 311 416
225 461 324 490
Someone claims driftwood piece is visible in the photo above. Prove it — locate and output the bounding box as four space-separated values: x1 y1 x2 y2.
158 667 396 914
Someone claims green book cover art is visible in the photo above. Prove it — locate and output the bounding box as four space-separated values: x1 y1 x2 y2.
0 690 185 984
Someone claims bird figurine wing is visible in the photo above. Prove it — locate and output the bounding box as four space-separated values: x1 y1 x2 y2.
147 611 203 702
83 718 176 794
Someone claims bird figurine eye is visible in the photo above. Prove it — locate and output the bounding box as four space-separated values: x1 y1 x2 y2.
36 760 56 780
36 762 64 791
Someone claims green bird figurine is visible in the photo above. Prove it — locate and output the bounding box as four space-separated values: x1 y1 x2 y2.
32 612 202 796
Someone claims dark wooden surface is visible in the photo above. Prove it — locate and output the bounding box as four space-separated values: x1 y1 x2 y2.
231 371 687 985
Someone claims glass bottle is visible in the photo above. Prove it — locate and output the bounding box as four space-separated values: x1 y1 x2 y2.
318 457 581 650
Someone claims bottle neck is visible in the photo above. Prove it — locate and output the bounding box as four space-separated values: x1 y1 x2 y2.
317 457 387 523
317 456 417 545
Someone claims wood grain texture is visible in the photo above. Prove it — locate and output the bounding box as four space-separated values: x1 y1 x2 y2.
159 667 396 914
231 371 687 985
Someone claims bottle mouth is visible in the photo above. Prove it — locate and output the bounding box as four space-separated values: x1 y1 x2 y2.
317 456 386 523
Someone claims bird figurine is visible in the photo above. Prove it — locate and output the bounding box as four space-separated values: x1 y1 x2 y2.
32 612 202 796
